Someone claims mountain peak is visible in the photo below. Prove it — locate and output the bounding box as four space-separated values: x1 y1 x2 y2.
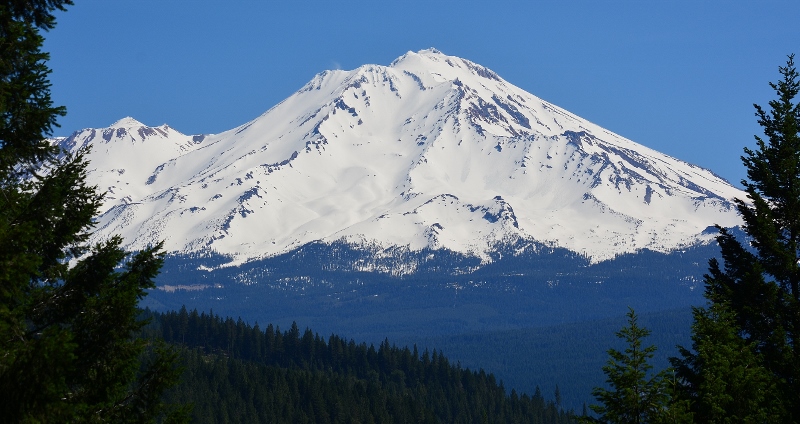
389 48 445 68
389 48 502 85
418 47 444 56
110 116 147 128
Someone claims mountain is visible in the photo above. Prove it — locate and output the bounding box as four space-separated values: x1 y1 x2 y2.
52 50 750 406
55 48 744 268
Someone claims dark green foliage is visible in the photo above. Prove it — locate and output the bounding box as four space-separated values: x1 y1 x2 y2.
153 307 576 423
585 309 688 424
672 55 800 422
0 0 68 176
0 1 184 422
672 304 781 422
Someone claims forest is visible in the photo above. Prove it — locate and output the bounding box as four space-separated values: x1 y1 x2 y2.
147 308 576 423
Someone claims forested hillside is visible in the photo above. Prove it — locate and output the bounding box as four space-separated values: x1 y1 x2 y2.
147 308 576 423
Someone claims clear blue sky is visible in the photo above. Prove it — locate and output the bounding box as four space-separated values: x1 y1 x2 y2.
44 0 799 186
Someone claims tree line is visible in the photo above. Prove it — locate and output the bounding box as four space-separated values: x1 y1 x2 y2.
148 307 576 423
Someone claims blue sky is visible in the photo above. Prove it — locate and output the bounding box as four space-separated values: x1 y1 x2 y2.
44 1 799 186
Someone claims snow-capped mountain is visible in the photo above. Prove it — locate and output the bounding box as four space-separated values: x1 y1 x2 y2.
56 48 744 266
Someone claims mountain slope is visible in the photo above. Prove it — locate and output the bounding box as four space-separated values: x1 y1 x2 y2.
56 48 744 266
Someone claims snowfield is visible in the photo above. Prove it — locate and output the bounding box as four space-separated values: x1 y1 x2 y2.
56 48 745 266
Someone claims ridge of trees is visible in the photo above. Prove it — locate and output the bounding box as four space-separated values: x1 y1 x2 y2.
149 307 577 423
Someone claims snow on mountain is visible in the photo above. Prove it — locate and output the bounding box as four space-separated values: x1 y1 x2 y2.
56 48 745 266
57 117 208 210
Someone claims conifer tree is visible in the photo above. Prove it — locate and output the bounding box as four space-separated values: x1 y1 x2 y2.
585 308 686 424
673 304 782 422
673 54 800 422
0 1 185 422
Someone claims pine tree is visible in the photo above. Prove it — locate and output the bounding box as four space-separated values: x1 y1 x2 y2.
672 304 782 422
585 308 680 424
673 54 800 422
0 1 185 422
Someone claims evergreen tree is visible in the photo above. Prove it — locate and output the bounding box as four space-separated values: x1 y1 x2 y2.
673 304 781 422
0 1 184 422
585 308 682 424
673 54 800 422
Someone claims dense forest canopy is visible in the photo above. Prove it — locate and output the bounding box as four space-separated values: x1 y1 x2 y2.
150 308 576 423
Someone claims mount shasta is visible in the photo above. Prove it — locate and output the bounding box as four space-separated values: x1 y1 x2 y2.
52 49 754 409
57 49 743 269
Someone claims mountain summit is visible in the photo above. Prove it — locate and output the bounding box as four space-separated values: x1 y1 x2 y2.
57 48 744 266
